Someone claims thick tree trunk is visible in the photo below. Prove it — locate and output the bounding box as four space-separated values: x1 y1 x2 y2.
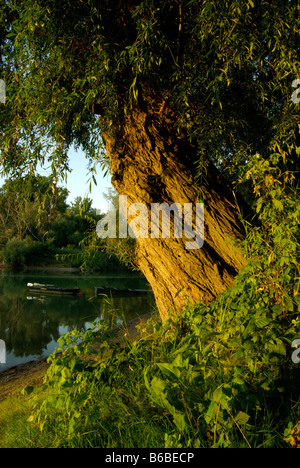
102 102 246 322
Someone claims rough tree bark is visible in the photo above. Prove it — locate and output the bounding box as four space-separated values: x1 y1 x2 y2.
102 99 247 322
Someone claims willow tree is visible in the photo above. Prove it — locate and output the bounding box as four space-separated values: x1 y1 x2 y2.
0 0 299 321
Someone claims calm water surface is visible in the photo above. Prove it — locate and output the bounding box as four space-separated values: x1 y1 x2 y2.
0 270 155 372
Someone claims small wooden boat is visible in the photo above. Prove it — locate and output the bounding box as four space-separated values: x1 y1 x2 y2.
95 286 150 296
27 282 80 295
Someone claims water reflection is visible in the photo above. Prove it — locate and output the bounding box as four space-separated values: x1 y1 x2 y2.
0 271 154 371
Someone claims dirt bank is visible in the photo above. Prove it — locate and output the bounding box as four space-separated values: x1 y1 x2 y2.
0 313 156 401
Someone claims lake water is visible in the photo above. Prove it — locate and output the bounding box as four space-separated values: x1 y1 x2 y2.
0 270 155 372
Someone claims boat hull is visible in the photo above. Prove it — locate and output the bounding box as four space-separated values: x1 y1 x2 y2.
95 287 150 295
27 283 80 295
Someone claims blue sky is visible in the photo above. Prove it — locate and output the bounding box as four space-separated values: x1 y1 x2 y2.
52 147 112 213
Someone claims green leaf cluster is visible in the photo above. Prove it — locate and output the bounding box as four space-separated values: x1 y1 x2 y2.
0 0 299 189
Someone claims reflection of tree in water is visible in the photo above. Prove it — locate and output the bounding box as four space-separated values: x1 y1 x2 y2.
0 275 154 359
0 294 60 357
0 294 99 357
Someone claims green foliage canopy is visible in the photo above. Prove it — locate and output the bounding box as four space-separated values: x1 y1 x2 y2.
0 0 299 188
0 174 69 243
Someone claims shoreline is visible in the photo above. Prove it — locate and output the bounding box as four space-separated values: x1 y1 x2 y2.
0 312 155 401
24 265 80 272
0 264 81 273
0 263 135 274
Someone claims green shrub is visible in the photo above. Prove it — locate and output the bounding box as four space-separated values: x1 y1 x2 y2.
1 238 28 268
1 237 55 268
24 237 54 265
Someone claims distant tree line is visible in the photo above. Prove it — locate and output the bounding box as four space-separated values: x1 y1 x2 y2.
0 174 123 269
